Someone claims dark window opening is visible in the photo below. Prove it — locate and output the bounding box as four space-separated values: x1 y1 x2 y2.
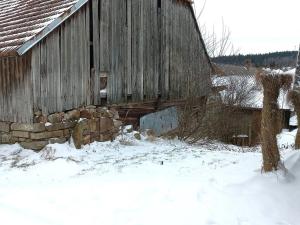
100 72 108 91
158 0 161 8
100 72 108 105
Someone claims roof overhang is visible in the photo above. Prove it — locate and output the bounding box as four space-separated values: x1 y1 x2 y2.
16 0 89 56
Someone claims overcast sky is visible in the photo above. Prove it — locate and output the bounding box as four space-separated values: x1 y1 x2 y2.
194 0 300 55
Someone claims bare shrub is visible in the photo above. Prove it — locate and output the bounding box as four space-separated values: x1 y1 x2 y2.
41 146 57 161
178 74 258 145
177 97 207 143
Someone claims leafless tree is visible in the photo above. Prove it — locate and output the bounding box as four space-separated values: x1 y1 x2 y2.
193 1 239 57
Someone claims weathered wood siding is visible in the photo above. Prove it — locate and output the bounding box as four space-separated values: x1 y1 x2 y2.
160 0 211 99
0 55 33 123
0 0 211 122
29 0 211 109
31 5 91 115
91 0 211 104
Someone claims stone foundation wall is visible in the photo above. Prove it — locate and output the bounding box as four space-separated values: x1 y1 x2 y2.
0 106 122 151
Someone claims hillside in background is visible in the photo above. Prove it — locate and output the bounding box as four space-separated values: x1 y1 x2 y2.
213 51 298 68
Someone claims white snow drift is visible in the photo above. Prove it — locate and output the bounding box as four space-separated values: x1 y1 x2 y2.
0 130 300 225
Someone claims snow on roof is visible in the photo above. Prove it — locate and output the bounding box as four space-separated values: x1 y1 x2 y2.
213 64 257 77
0 0 80 57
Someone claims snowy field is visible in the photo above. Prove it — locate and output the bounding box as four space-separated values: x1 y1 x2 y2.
1 129 300 225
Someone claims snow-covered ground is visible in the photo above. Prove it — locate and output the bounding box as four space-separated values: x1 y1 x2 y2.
1 129 300 225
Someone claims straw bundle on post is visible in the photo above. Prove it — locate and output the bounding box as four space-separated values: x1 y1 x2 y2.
289 47 300 149
288 89 300 148
257 70 293 172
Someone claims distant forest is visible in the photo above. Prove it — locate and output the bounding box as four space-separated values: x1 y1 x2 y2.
213 51 298 68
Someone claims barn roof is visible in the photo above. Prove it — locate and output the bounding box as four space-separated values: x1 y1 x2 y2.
0 0 86 57
0 0 211 69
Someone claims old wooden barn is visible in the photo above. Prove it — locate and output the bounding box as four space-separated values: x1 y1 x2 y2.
0 0 212 124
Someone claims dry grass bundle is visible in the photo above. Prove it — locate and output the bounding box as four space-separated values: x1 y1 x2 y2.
177 96 207 143
288 89 300 148
256 70 293 91
257 70 293 172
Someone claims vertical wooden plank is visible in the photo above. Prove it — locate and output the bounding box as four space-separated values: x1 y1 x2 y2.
120 0 127 103
161 0 170 100
85 3 91 105
92 0 101 105
100 0 111 72
131 0 137 101
54 30 62 111
61 21 70 110
31 45 41 112
78 8 85 106
60 22 66 109
108 0 127 104
127 0 132 97
70 11 77 108
25 53 34 123
45 30 61 112
131 0 144 101
153 0 159 98
139 0 144 101
143 0 158 100
107 0 115 103
142 0 149 99
169 0 175 99
40 39 47 114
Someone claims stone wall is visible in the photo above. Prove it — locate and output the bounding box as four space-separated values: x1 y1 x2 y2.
0 106 122 151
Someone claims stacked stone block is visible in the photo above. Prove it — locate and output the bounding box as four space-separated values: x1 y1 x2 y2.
0 106 122 151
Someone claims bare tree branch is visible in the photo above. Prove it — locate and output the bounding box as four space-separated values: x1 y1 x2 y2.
193 2 239 57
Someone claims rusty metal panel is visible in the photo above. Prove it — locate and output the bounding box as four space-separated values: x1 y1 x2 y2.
140 107 178 136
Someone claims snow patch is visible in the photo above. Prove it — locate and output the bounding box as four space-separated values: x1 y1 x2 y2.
1 131 300 225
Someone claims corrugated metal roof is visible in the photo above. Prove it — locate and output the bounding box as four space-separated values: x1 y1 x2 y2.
0 0 80 57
